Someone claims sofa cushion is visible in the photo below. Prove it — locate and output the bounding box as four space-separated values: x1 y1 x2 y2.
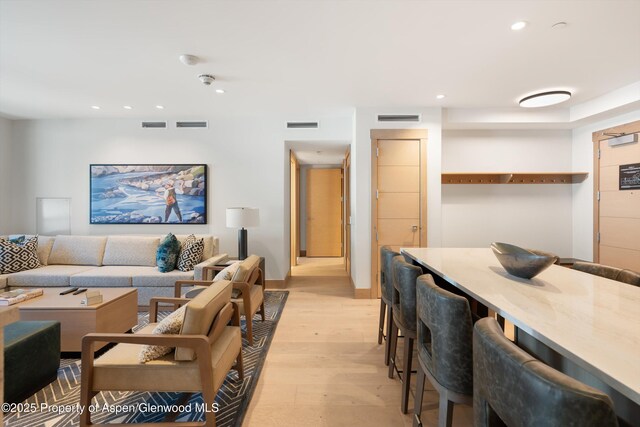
174 235 215 262
0 236 41 274
177 235 204 272
48 235 107 266
131 268 194 288
175 280 232 361
233 284 264 316
214 262 241 282
156 233 181 273
5 235 55 265
69 266 139 287
36 236 55 266
103 236 160 267
7 265 95 287
139 305 187 363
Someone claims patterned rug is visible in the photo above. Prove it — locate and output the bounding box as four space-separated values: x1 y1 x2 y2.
4 290 288 427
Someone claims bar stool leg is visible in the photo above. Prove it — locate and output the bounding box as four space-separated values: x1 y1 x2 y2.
438 393 454 427
401 336 414 413
413 363 426 427
378 299 386 344
384 305 392 366
388 321 398 379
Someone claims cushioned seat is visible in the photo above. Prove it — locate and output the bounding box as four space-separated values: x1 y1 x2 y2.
7 265 95 287
93 324 241 392
70 266 136 287
80 279 243 427
234 283 263 316
132 267 195 288
379 246 400 366
387 255 422 413
4 320 61 403
413 275 474 427
473 317 619 427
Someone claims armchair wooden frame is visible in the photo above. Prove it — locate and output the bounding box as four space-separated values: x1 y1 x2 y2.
80 297 244 427
175 267 266 346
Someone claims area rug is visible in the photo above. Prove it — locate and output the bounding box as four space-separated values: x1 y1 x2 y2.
4 290 288 427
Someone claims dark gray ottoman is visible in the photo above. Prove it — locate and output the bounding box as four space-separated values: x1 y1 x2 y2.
4 320 60 403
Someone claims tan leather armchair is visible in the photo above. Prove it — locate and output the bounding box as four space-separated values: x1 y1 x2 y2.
80 280 243 427
176 255 265 346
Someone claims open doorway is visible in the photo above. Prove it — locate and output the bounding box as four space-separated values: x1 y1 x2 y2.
288 142 350 278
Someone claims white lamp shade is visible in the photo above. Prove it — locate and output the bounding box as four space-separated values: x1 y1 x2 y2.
226 207 259 228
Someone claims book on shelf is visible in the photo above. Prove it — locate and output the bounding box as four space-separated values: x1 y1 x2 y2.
0 288 44 306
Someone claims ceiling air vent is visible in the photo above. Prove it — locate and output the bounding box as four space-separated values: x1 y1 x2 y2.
176 121 208 129
377 114 421 122
286 121 319 129
141 121 167 129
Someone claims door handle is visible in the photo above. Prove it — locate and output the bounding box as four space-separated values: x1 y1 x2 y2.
412 225 418 232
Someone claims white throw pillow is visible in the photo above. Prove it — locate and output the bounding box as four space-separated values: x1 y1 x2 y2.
212 262 240 282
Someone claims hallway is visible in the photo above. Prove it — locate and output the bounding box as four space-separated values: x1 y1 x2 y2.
243 274 473 426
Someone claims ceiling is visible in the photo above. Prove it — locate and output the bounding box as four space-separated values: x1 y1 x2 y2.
288 141 350 165
1 0 639 120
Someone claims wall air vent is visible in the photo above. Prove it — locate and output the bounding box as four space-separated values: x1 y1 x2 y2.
176 121 208 129
377 114 421 122
286 121 319 129
141 121 167 129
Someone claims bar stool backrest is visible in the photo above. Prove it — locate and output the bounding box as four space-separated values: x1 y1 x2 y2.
473 317 619 427
391 255 421 332
380 246 400 305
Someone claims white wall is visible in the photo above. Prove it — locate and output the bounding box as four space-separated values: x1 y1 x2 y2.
0 116 13 234
441 130 574 256
572 109 640 261
351 108 442 290
9 115 352 280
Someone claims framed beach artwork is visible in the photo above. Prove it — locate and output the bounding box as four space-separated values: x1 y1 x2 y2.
89 164 207 224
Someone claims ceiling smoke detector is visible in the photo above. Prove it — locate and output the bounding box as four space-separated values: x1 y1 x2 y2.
179 54 199 66
198 74 215 85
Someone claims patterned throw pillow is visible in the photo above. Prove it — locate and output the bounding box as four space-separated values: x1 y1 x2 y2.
212 262 241 282
139 305 187 363
0 236 41 274
177 234 204 272
156 233 181 273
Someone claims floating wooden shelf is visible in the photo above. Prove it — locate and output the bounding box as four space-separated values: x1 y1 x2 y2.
441 172 589 184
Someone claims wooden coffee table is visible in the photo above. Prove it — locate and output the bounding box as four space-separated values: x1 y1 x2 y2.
16 288 138 352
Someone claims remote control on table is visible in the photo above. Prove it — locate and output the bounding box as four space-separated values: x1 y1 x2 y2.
72 288 87 295
60 287 79 295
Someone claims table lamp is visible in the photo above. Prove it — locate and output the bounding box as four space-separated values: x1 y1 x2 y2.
226 207 259 260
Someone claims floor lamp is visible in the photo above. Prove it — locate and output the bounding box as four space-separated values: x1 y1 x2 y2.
226 207 259 260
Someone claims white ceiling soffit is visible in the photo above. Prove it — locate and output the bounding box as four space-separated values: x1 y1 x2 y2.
1 0 639 120
289 140 349 165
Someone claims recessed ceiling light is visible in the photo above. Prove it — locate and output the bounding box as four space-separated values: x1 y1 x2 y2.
436 94 445 99
215 89 225 94
91 105 100 110
123 105 132 110
519 90 571 108
155 105 164 109
511 21 527 31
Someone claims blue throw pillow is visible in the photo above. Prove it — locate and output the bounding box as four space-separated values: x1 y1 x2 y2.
9 235 25 244
156 233 181 273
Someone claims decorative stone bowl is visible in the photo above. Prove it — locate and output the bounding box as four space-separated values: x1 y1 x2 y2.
490 242 558 279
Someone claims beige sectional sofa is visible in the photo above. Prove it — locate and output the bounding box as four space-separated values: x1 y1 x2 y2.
0 235 227 305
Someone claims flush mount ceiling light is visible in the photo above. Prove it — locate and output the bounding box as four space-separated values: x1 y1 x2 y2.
123 105 132 110
155 105 165 109
519 90 571 108
511 21 527 30
91 105 100 110
215 89 225 94
436 94 445 99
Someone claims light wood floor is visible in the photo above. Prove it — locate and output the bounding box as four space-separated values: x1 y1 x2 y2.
243 267 474 426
